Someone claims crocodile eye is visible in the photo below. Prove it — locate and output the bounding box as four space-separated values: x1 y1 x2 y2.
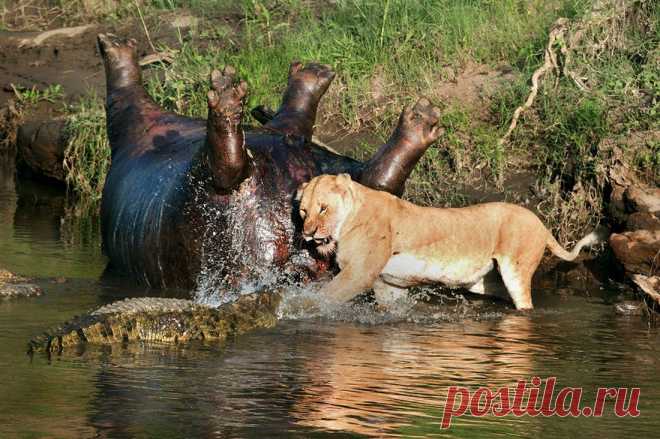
319 205 327 215
300 209 307 219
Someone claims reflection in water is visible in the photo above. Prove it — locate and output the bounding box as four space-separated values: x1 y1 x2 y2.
43 307 657 438
0 155 106 278
0 154 17 244
291 315 539 434
1 154 660 437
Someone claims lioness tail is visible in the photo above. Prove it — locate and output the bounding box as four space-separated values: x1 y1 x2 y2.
546 227 609 262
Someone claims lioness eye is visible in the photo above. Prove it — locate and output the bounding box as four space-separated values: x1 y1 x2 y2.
319 205 327 214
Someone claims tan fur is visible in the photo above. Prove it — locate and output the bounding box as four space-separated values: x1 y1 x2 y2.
298 174 602 310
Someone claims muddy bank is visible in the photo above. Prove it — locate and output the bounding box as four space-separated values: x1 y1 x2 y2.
0 27 103 108
0 9 210 107
0 15 191 181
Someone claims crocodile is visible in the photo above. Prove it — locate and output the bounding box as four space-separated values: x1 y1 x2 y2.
28 290 282 353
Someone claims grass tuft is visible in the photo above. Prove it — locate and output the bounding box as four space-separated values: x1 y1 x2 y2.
62 96 110 205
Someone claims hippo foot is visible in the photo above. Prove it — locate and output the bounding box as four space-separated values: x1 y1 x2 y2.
287 61 336 100
359 98 443 195
264 61 335 139
97 33 138 66
97 33 142 90
207 67 247 123
205 66 250 191
394 98 443 149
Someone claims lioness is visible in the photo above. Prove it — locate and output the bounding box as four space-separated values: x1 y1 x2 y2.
297 174 605 310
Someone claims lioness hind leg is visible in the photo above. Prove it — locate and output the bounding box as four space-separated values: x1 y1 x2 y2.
467 268 507 298
496 258 533 310
373 279 409 310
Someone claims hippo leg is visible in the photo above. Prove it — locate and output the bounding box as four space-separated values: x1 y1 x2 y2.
264 61 335 140
360 98 442 196
205 67 250 191
98 34 185 150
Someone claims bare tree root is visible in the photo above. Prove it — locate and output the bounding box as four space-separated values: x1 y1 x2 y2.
497 18 569 147
497 0 631 146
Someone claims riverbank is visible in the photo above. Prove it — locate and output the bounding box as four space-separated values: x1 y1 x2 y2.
0 0 657 245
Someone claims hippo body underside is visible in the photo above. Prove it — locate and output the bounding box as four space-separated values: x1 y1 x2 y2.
102 127 363 288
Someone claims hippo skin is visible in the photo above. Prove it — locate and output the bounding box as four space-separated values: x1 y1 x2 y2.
98 34 442 292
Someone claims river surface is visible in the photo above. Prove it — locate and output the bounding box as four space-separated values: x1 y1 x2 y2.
1 163 659 438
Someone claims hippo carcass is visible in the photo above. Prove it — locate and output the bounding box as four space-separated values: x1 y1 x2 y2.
98 34 442 293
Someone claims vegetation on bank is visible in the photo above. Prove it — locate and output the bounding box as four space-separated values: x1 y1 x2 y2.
2 0 658 244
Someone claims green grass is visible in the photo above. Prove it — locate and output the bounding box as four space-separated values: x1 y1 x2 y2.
10 84 64 106
487 0 659 239
143 0 589 125
62 95 110 206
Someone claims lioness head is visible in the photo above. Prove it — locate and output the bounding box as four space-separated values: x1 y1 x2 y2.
296 174 355 256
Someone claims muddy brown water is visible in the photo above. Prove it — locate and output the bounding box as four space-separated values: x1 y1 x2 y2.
1 159 659 438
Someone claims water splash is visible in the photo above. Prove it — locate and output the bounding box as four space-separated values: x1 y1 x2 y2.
192 176 291 306
277 284 510 325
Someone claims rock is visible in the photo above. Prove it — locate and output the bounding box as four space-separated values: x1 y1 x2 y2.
16 118 67 182
609 230 660 275
631 274 660 307
609 184 660 285
0 283 42 298
624 185 660 214
626 211 660 232
0 268 42 299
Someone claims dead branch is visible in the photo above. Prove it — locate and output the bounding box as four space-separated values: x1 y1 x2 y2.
17 24 94 48
139 51 176 67
497 0 630 147
497 18 568 147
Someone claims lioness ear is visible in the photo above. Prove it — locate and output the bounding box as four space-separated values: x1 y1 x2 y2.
295 182 308 201
336 173 356 200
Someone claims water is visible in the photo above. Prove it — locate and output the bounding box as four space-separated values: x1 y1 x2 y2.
1 164 659 438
